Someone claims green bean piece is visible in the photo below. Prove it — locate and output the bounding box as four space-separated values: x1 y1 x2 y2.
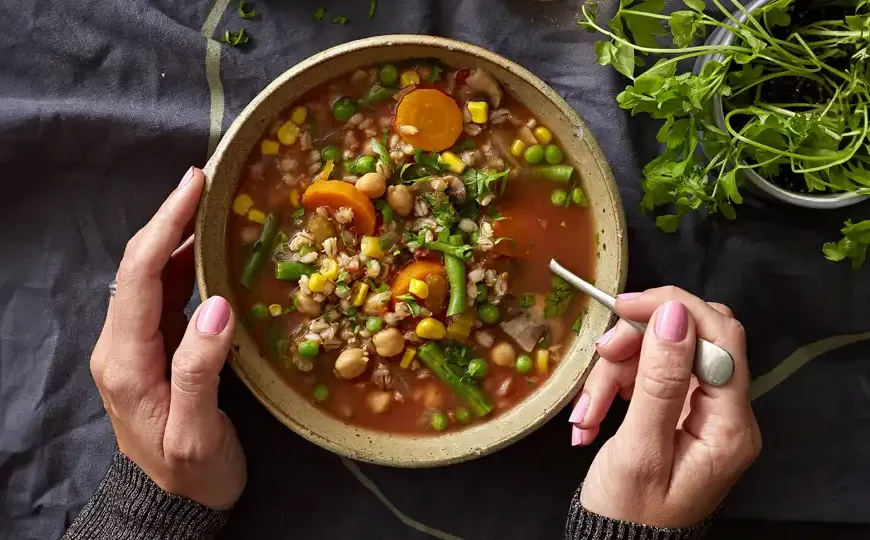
430 412 448 431
467 358 489 379
275 261 316 281
544 144 564 164
445 235 467 317
455 407 471 424
250 302 269 320
298 340 320 358
418 343 493 417
358 82 397 108
537 165 574 183
478 303 500 324
313 384 329 402
516 355 533 374
241 213 279 289
571 187 589 207
379 64 399 85
524 144 544 164
551 189 568 206
321 145 340 162
332 97 356 122
365 316 384 333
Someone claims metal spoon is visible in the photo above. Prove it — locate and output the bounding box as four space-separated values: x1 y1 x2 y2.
549 259 735 387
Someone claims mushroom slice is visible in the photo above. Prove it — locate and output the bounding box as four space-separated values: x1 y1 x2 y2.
465 69 503 108
500 312 546 353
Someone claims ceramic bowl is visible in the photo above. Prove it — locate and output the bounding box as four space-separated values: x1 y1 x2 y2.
692 0 868 209
195 35 627 467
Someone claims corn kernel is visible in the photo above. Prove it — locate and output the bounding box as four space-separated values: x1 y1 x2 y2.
409 279 429 299
416 318 447 340
247 208 266 224
535 349 550 375
400 347 417 369
277 121 300 146
361 236 385 259
308 273 327 293
534 126 553 145
320 258 339 280
510 139 526 157
232 194 255 216
289 188 300 208
400 69 421 87
269 304 283 317
439 151 466 174
290 106 308 125
467 101 489 124
261 139 280 155
351 282 370 307
446 309 476 340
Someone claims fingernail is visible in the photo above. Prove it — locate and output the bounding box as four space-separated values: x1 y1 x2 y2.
197 296 231 335
596 327 615 347
617 292 642 300
569 393 590 424
178 167 195 189
655 301 688 342
571 425 584 446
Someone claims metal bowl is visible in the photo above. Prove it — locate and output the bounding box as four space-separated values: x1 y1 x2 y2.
195 35 627 467
692 0 868 209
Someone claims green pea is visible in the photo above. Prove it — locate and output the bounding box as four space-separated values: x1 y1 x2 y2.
571 187 589 207
250 302 269 320
298 340 320 358
524 144 544 164
551 189 568 207
476 285 488 304
332 97 357 122
544 144 564 164
478 303 500 324
321 145 340 162
516 354 533 374
430 412 448 431
467 358 489 379
354 155 377 174
455 407 471 424
365 316 384 333
379 64 399 86
313 384 329 402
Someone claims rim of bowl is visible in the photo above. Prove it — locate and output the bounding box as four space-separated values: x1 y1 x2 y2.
195 35 627 467
691 1 869 209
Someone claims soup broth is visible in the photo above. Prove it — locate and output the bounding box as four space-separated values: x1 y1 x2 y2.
228 61 595 434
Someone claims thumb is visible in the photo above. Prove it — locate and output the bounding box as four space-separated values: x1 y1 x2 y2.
619 301 695 460
167 296 235 438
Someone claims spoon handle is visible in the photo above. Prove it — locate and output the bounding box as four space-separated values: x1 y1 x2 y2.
549 259 735 387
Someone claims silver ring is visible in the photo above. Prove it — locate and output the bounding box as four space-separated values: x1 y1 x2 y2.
109 279 117 297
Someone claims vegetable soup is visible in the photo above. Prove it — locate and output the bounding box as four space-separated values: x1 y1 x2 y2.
228 60 596 434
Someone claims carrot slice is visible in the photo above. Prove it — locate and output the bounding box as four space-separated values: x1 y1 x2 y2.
391 260 446 296
395 89 463 152
301 180 376 235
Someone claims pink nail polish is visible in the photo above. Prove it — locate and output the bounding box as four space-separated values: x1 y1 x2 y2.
655 301 688 342
197 296 231 335
596 327 615 347
178 167 195 189
569 393 590 424
571 425 584 446
617 292 642 300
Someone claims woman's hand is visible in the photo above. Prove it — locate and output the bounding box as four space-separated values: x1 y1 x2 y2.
571 287 761 528
89 167 246 510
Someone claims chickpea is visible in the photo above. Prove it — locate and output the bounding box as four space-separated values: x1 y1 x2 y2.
386 185 414 216
356 172 386 199
490 341 516 367
334 347 369 379
295 292 322 316
366 390 393 413
373 328 405 357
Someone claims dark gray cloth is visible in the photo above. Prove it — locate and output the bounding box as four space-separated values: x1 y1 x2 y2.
2 1 869 539
62 453 228 540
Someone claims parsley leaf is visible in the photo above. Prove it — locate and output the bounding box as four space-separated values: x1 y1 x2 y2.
237 0 256 19
370 137 393 176
572 313 584 333
313 7 326 21
332 16 348 25
292 208 305 219
395 294 422 317
543 276 573 318
426 65 444 83
336 282 351 296
823 219 870 269
220 28 251 47
518 294 535 308
422 192 459 228
368 0 378 19
461 168 511 205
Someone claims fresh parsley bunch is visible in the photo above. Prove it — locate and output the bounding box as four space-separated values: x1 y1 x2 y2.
580 0 870 265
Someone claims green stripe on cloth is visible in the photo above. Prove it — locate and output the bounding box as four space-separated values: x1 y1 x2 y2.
200 0 232 157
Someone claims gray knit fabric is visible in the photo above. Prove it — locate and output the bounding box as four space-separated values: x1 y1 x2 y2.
63 453 229 540
565 487 713 540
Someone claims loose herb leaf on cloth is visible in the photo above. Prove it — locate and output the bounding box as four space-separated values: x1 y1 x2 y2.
220 28 251 46
368 0 378 19
237 0 256 19
313 7 326 20
823 219 870 269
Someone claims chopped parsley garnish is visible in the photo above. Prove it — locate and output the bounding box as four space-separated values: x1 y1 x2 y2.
346 306 360 326
461 168 510 205
373 281 389 293
400 150 443 183
368 0 378 19
332 15 348 25
336 282 351 296
543 276 573 318
426 64 443 83
337 271 350 283
370 137 393 176
237 0 256 19
291 207 305 219
422 192 459 229
375 199 393 225
518 294 535 309
572 313 584 333
220 28 251 46
451 138 476 153
395 294 422 317
313 7 326 20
